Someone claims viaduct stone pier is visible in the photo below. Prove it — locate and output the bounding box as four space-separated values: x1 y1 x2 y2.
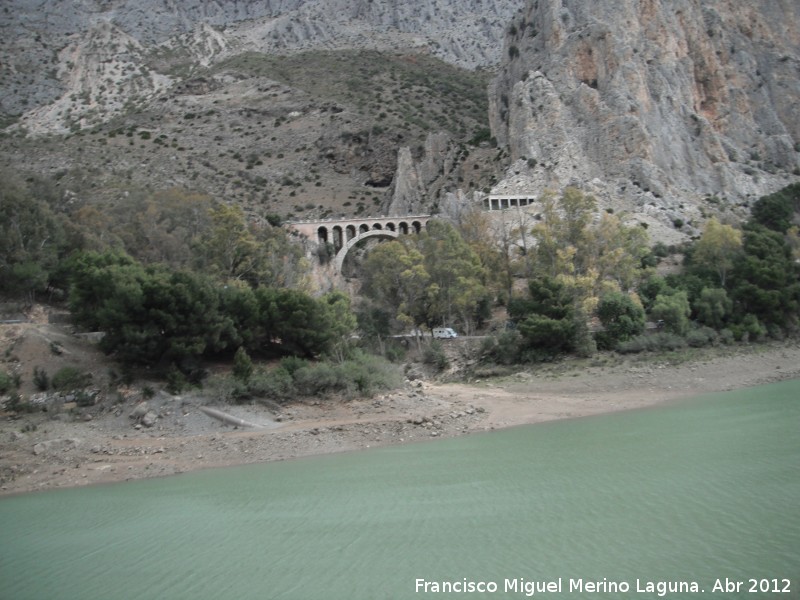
286 215 431 272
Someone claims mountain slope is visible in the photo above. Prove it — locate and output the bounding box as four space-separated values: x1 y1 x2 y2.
489 0 800 239
1 0 524 129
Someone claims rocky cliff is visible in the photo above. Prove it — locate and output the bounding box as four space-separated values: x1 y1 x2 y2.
489 0 800 239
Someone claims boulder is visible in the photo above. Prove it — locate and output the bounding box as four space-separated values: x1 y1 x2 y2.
129 402 149 420
32 438 82 455
141 411 158 427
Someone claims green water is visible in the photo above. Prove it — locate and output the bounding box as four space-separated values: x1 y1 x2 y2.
1 380 799 600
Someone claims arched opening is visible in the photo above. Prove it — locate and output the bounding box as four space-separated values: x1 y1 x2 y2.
372 223 383 230
318 226 329 244
359 224 370 234
346 225 356 241
335 229 401 272
412 221 422 233
399 222 409 235
385 222 396 232
332 226 343 250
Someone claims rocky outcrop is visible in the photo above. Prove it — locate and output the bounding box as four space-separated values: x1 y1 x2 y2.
489 0 800 236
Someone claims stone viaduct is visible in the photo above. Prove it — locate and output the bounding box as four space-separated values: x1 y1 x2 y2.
286 215 432 271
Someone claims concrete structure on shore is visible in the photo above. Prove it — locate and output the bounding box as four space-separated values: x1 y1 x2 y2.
286 215 431 272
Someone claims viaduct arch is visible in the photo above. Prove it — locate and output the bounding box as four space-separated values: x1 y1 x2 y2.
286 215 431 273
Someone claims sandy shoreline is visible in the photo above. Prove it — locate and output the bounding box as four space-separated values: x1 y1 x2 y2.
2 340 799 497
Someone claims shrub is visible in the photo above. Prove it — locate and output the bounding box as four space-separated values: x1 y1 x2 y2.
596 292 646 349
686 326 718 348
7 394 38 413
165 365 188 395
51 367 91 391
280 355 307 376
74 390 96 407
718 328 735 345
423 341 448 371
249 366 295 400
0 371 16 395
233 347 254 382
617 333 687 354
650 291 691 335
294 362 341 395
33 366 49 391
730 314 767 342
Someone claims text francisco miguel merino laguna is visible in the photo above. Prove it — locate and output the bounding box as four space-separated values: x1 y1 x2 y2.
415 577 703 596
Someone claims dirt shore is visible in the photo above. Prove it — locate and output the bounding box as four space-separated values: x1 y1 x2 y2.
2 323 799 496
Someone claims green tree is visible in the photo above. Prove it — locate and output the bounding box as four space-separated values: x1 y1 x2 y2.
527 188 649 313
361 239 431 334
691 218 742 287
199 204 261 282
0 179 67 301
68 251 235 368
109 188 213 268
529 188 596 276
456 208 513 302
321 291 358 362
730 225 800 328
355 301 393 356
509 276 573 321
589 213 650 291
66 250 144 331
638 274 671 312
651 290 691 335
233 347 254 382
694 287 732 330
509 276 578 360
750 183 799 234
255 287 337 358
417 220 488 334
595 291 646 349
518 315 576 360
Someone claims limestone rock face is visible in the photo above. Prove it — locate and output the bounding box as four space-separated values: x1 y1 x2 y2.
385 132 475 217
489 0 800 234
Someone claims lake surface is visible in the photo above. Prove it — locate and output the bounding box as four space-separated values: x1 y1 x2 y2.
1 380 798 599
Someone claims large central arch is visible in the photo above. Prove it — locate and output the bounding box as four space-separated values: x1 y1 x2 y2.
334 229 400 271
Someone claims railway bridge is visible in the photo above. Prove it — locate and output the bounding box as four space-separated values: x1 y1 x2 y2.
286 215 432 271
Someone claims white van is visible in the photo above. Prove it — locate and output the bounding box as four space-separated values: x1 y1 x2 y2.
432 327 458 339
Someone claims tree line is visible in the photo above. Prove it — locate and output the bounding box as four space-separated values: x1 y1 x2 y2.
1 172 359 386
480 184 800 363
3 167 799 376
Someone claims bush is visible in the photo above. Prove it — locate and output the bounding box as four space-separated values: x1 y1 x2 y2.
165 365 188 395
33 366 49 391
294 362 341 395
596 292 646 349
233 347 254 382
0 371 16 395
226 353 402 402
617 333 687 354
481 330 523 365
686 326 718 348
423 341 449 371
279 355 307 376
718 328 735 345
7 394 38 413
730 314 767 342
248 366 295 400
51 367 92 391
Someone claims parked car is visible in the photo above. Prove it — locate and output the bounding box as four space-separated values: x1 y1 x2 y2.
432 327 458 339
